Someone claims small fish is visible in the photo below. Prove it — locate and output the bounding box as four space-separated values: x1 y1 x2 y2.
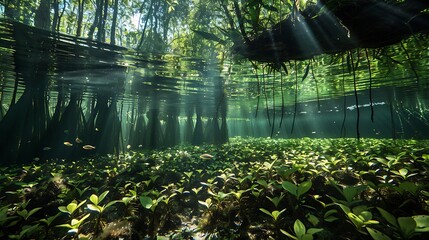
82 145 96 150
95 128 100 132
33 157 40 161
75 137 83 143
43 147 51 151
64 141 73 147
199 154 214 160
126 144 131 149
138 144 143 148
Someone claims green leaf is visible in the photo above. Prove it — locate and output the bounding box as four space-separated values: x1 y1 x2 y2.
297 181 312 198
259 208 272 218
278 167 298 180
280 229 298 239
398 217 416 238
398 168 408 177
271 209 285 221
39 213 60 226
294 219 306 238
121 196 133 205
324 216 338 222
139 196 153 209
413 215 429 232
198 198 212 209
359 211 373 222
348 212 364 229
17 210 28 219
26 207 42 219
257 179 269 188
377 207 398 228
66 202 77 214
58 206 70 213
342 185 367 203
307 228 323 235
282 181 298 197
87 204 101 213
19 224 40 238
217 191 230 199
399 181 418 196
89 194 99 205
267 194 284 208
302 234 313 240
337 203 351 214
306 214 320 226
104 200 120 210
76 200 87 210
367 227 392 240
98 190 109 203
74 214 90 227
56 223 73 229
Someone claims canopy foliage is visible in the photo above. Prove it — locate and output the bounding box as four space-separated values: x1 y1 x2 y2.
2 0 426 62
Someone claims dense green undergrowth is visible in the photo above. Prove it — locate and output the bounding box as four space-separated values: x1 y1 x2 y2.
1 137 429 239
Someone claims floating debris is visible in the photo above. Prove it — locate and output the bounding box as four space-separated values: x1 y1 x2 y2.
82 145 96 150
127 144 131 150
75 137 83 143
199 154 214 160
64 141 73 147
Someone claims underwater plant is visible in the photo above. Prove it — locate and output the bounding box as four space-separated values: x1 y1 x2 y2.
0 137 428 239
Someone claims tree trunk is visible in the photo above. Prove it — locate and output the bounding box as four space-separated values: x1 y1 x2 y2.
57 0 68 32
34 0 51 30
76 0 85 37
52 0 59 32
88 0 102 40
110 0 119 45
138 0 154 49
97 0 109 42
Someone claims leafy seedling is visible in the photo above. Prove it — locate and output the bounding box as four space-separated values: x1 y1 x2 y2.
8 224 42 240
139 195 165 212
366 227 392 240
337 204 379 233
198 198 213 209
56 213 90 234
377 207 429 239
16 207 42 221
58 200 87 216
390 168 417 180
329 181 367 206
87 191 120 234
87 191 120 213
259 208 286 222
267 193 285 208
282 180 312 200
281 219 323 240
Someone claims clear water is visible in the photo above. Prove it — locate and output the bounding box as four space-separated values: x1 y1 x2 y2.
1 19 429 162
1 14 429 240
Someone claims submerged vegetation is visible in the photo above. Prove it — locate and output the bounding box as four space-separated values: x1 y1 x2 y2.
0 0 428 162
0 137 428 239
0 2 428 238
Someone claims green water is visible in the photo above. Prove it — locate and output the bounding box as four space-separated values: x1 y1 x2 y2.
1 19 429 164
0 11 429 240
